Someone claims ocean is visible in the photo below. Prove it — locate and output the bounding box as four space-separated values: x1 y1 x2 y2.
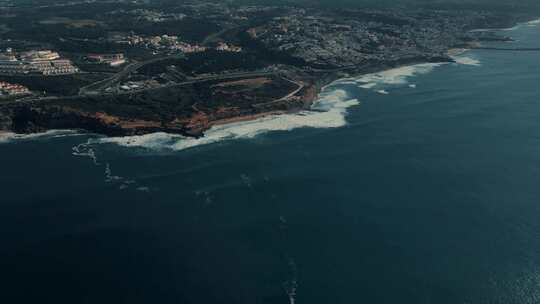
1 20 540 304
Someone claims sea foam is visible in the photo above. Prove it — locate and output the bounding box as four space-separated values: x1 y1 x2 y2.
502 25 521 31
451 55 481 66
0 130 80 144
357 63 443 86
527 18 540 26
502 18 540 31
349 62 445 93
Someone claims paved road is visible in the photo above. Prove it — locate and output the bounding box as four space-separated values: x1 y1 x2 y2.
7 71 278 105
78 54 186 95
252 77 304 108
113 71 277 96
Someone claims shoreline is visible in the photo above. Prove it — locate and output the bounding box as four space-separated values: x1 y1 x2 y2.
0 59 461 141
1 18 533 141
87 49 484 139
0 59 443 143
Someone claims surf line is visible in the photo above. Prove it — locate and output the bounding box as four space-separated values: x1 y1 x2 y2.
471 47 540 51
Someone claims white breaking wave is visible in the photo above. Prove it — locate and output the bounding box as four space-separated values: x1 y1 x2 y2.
72 142 100 165
359 83 377 89
503 18 540 31
527 18 540 26
376 89 389 95
502 25 521 31
90 88 360 151
0 130 80 144
352 63 445 89
469 28 493 33
452 55 481 66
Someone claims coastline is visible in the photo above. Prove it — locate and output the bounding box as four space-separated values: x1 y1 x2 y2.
1 17 534 142
0 58 462 142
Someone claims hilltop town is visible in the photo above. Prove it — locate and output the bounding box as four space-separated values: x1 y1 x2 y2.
0 0 526 137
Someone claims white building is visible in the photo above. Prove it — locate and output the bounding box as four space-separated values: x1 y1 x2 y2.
0 50 79 76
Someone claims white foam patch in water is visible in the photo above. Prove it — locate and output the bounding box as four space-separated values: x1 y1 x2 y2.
90 88 360 151
353 63 445 89
451 54 481 66
72 139 147 190
409 84 417 88
73 141 100 165
376 89 389 95
359 83 377 89
469 28 494 33
0 130 80 144
502 24 521 31
527 18 540 26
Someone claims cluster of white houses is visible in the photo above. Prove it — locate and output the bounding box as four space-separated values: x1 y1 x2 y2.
0 81 30 97
0 49 79 76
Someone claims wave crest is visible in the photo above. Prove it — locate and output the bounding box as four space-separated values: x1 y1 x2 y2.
527 18 540 26
345 63 445 92
0 130 80 144
451 52 481 66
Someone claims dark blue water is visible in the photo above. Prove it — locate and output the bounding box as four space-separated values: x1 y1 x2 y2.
2 24 540 303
